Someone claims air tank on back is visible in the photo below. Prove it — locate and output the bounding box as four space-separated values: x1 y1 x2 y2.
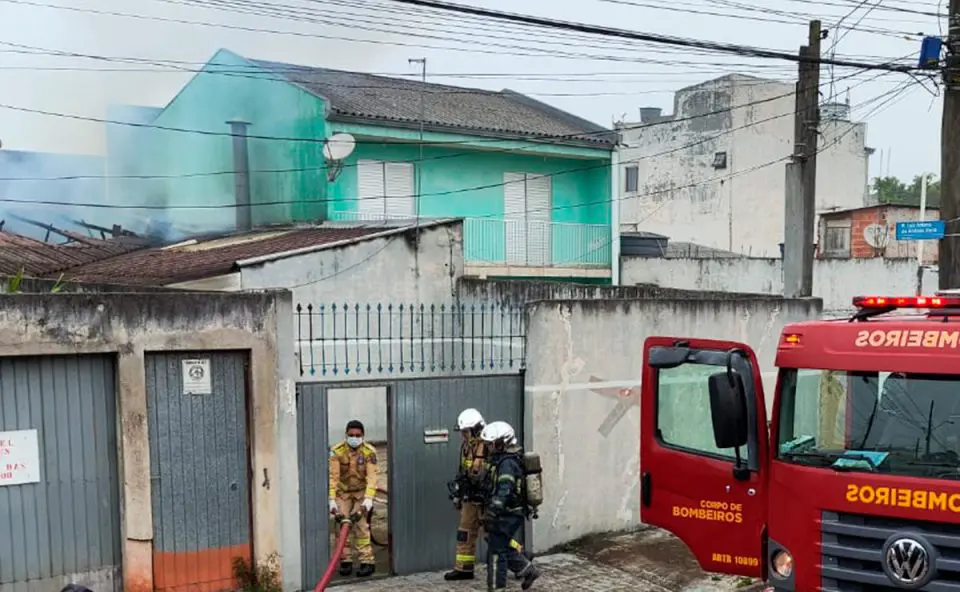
523 451 544 514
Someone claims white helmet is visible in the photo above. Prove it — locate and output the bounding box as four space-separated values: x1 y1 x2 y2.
480 421 516 446
457 408 485 431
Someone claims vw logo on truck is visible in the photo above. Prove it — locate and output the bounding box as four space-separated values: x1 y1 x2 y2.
883 536 934 588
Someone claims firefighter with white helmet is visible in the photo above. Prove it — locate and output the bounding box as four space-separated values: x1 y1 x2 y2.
444 408 487 581
479 421 540 589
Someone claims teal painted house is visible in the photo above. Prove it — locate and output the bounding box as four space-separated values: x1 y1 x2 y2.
108 49 617 280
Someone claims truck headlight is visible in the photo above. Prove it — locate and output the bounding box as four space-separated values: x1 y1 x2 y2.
771 549 793 578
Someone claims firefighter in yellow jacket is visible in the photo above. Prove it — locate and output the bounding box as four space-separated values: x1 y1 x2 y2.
329 419 379 578
444 408 487 581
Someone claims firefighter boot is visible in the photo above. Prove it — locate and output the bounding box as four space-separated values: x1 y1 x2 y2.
521 564 540 590
338 561 353 576
357 563 375 578
444 569 475 581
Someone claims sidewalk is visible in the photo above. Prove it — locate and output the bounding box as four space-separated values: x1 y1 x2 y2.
328 528 763 591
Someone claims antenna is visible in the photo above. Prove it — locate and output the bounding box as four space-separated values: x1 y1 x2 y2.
322 133 356 182
863 223 889 252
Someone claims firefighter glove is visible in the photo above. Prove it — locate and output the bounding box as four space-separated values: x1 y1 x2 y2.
329 499 338 516
362 498 374 512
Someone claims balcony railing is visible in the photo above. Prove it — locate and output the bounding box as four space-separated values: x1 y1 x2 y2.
327 211 611 267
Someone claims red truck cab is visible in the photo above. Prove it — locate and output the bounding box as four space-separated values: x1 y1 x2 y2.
640 295 960 591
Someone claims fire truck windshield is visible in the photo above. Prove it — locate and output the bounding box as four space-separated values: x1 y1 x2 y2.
777 369 960 481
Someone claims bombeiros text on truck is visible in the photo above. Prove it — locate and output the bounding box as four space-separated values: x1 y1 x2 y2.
639 295 960 591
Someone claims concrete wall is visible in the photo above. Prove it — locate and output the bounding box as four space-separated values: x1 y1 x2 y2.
0 292 300 592
621 256 940 312
240 222 463 304
617 75 869 257
241 221 463 443
524 295 822 550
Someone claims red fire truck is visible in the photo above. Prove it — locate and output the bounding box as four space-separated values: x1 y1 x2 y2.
640 295 960 592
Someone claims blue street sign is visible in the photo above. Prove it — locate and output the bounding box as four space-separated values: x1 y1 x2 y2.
896 220 945 241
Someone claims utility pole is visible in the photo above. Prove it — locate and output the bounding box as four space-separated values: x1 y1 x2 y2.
941 0 960 290
408 57 427 226
784 20 822 298
917 172 929 295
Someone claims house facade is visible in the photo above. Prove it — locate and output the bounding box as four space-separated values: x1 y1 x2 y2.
616 74 872 258
818 203 940 264
107 49 617 281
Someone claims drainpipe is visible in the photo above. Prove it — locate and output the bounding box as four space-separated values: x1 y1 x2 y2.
610 147 621 285
227 120 253 231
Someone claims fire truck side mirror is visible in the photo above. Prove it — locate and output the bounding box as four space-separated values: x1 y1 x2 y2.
707 370 749 451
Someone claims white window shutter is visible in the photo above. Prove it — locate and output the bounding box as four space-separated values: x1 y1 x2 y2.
384 162 415 218
503 172 527 264
524 174 551 265
356 159 386 218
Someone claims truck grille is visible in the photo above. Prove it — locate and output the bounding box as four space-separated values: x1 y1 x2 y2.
821 511 960 591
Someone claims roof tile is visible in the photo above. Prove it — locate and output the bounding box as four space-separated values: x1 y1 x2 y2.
0 232 146 276
247 59 615 146
56 225 395 286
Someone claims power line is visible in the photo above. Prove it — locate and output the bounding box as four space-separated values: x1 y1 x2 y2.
0 44 819 80
376 0 924 72
0 75 908 215
0 0 924 69
0 52 904 152
597 0 923 36
781 0 944 19
0 68 887 182
526 81 924 264
0 0 822 67
3 80 914 269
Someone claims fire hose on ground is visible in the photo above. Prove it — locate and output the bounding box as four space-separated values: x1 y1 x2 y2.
314 519 353 592
314 487 391 591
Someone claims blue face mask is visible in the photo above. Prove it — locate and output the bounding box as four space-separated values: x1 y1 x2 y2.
347 436 363 448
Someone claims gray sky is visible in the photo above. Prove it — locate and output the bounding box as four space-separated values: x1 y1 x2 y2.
0 0 943 181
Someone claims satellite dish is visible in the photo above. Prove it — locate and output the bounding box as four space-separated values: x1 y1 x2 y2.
323 133 355 162
323 133 356 182
863 224 889 250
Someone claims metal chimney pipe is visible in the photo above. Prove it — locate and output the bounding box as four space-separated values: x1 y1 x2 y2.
227 120 252 231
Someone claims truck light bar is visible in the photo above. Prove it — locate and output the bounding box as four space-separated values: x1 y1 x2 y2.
853 295 960 309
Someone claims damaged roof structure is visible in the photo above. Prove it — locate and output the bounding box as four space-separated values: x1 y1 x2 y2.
0 229 149 276
49 219 458 287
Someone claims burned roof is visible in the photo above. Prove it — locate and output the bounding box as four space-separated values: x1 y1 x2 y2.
242 55 615 147
53 224 410 286
0 231 148 277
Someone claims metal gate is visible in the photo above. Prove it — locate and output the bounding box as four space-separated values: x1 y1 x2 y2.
0 354 122 590
390 374 524 575
295 373 524 581
146 352 252 592
297 383 330 588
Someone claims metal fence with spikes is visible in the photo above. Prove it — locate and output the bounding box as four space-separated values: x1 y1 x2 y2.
295 302 526 378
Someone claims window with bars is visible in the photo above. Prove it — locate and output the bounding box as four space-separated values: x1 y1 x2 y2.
822 220 851 258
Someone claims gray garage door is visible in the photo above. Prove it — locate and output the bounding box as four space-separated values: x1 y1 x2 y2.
0 354 122 591
146 352 252 592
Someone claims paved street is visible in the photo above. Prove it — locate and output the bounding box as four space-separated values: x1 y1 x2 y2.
329 529 761 592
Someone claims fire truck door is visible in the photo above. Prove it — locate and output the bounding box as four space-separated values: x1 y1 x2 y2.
640 337 769 578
